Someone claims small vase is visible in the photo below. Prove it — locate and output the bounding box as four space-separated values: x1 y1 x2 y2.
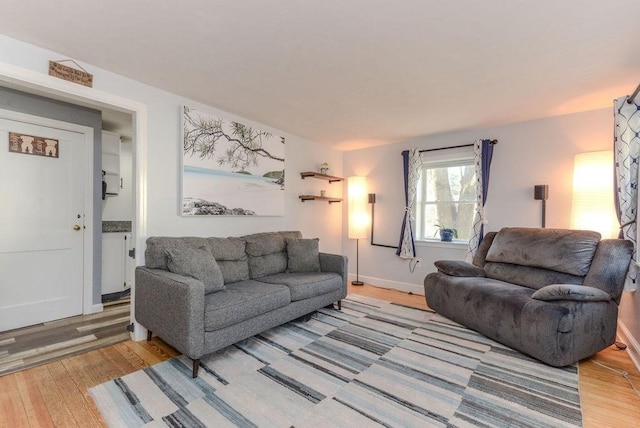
320 167 328 175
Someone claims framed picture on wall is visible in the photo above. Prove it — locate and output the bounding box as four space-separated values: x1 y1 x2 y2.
181 106 285 216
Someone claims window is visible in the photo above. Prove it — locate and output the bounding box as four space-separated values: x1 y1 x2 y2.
415 156 477 242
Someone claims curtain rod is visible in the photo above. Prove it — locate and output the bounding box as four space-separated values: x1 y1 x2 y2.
419 139 498 154
628 82 640 104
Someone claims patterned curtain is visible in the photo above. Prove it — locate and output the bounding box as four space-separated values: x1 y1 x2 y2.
397 148 420 259
614 96 639 292
466 139 495 262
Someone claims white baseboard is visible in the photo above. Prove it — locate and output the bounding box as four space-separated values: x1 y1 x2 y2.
348 274 424 296
618 320 640 373
90 303 104 314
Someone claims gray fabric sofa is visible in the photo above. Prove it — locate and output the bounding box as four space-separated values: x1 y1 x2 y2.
424 227 633 367
135 231 347 377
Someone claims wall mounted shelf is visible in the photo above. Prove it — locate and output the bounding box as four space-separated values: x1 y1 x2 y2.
299 195 342 203
300 171 344 183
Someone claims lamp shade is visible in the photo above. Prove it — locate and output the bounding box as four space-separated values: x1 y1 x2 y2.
570 151 617 238
348 176 368 239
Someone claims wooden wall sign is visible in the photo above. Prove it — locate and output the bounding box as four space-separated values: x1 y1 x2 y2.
9 132 59 158
48 60 93 87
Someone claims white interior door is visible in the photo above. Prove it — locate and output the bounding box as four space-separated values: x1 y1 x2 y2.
0 116 85 331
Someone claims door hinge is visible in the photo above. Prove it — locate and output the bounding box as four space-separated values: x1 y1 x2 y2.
128 248 135 259
126 323 135 332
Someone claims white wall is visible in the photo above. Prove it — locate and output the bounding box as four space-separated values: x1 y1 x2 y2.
343 108 614 294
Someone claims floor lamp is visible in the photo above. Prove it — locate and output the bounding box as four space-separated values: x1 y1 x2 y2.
348 176 368 286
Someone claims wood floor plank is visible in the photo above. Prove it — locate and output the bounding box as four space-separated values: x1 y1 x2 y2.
46 360 104 428
0 373 30 427
30 364 79 427
14 369 56 428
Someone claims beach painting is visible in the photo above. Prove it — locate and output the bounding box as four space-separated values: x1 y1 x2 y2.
181 106 285 216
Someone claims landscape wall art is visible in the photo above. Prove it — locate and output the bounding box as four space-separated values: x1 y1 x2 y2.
181 106 285 216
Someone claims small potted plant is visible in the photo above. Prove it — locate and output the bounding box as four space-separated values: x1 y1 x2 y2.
434 222 458 242
320 162 329 175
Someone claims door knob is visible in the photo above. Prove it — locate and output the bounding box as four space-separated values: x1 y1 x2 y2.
73 225 81 231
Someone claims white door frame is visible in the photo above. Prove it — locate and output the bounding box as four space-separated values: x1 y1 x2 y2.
0 61 148 340
0 108 94 315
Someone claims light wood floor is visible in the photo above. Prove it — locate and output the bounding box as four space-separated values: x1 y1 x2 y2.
0 284 638 427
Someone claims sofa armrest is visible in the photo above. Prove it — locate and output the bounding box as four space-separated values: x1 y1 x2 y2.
531 283 612 302
319 252 348 289
135 267 205 359
434 260 485 277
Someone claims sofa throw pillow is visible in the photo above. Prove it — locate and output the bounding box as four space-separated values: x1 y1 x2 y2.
531 284 612 302
165 247 225 294
286 238 321 273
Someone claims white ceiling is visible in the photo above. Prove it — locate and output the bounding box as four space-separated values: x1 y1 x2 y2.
1 0 639 150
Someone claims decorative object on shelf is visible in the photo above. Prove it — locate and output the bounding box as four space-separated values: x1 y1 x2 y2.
182 106 285 216
320 190 326 197
48 59 93 87
434 222 458 242
320 162 329 175
8 132 59 158
300 171 343 183
348 176 368 285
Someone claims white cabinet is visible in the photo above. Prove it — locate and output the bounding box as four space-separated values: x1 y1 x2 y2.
102 131 121 197
102 232 132 295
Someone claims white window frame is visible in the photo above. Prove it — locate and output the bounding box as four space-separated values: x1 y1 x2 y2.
415 151 476 244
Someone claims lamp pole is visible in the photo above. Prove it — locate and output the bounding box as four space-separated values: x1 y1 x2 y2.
352 239 363 286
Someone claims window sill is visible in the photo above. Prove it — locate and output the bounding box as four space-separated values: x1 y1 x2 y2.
415 239 468 249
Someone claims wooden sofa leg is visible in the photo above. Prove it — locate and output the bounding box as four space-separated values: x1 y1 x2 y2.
338 300 342 310
147 330 152 341
192 359 200 378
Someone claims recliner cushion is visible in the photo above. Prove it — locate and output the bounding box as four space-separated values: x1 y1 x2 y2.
256 272 342 301
204 280 290 331
485 227 600 276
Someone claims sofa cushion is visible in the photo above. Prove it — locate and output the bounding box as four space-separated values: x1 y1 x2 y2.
207 237 249 284
243 231 302 278
532 284 612 302
286 238 321 273
204 280 290 331
145 237 210 269
484 262 584 290
485 228 600 276
255 272 342 301
165 247 225 294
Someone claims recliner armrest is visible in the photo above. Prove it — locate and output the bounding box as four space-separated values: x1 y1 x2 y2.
434 260 485 277
531 283 612 302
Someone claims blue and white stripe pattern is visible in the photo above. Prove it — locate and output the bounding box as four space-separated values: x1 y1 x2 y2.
91 296 582 427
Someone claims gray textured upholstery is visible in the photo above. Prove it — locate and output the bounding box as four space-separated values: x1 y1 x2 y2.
286 238 321 273
256 272 342 301
135 231 348 376
486 227 600 276
204 280 290 331
243 231 301 278
165 247 225 294
434 260 485 277
424 227 633 367
531 284 612 302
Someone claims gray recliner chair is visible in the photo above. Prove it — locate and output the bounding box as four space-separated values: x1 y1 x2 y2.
424 227 633 367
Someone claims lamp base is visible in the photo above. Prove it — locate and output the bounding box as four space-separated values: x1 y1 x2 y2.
351 281 364 286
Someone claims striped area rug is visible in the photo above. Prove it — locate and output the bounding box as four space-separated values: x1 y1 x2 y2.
90 295 582 427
